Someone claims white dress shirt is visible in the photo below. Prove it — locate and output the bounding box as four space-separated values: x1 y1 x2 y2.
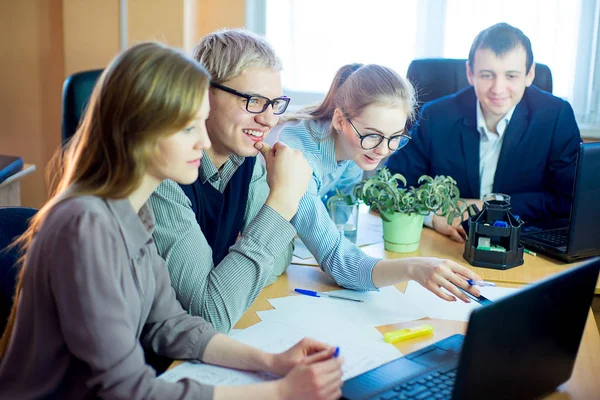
477 101 516 199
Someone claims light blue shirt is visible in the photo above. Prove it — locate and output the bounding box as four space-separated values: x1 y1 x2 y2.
276 119 379 290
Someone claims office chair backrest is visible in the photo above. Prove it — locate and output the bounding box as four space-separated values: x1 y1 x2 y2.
407 58 553 107
61 69 103 145
0 207 37 333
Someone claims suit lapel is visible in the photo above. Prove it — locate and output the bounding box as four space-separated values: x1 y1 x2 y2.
494 98 530 191
458 89 481 198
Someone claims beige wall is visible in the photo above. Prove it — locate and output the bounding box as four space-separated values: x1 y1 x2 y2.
0 0 245 208
195 0 245 40
128 0 185 48
0 0 65 208
62 0 120 77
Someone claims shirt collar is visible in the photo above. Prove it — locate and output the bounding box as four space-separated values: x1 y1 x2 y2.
198 150 245 184
105 197 154 259
476 101 517 138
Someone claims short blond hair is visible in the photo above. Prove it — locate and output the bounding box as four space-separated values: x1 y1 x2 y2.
192 28 282 83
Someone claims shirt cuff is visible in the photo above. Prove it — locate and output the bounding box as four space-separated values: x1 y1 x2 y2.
191 328 221 362
357 255 380 291
423 212 434 228
243 204 297 253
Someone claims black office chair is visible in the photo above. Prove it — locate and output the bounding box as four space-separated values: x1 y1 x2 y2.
61 69 103 145
407 58 553 111
0 207 37 333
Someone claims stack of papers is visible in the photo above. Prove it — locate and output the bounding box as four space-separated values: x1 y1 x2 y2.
161 286 425 385
259 286 426 327
160 283 519 387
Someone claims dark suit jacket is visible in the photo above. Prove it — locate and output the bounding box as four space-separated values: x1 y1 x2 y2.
386 86 582 222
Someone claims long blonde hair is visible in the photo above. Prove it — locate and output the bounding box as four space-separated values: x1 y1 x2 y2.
0 42 211 358
285 64 417 138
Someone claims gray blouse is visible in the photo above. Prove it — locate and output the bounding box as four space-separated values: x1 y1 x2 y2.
0 196 219 399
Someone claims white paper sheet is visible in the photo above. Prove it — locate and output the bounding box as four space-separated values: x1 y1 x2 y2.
159 361 275 386
356 211 383 246
267 286 426 327
160 319 402 385
292 236 313 259
232 320 402 381
403 281 518 321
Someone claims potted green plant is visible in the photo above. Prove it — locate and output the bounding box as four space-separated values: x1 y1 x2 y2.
353 167 466 253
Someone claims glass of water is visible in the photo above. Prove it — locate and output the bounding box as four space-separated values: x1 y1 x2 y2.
328 199 359 244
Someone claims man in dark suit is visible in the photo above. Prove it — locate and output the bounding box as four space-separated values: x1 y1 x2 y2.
386 22 582 242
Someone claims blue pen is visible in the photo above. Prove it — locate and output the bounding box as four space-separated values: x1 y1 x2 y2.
294 288 364 303
333 346 340 358
467 279 496 287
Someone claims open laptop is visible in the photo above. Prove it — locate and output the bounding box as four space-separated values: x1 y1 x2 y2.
519 142 600 262
341 257 600 400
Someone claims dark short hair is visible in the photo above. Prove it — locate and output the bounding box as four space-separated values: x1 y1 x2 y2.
468 23 534 74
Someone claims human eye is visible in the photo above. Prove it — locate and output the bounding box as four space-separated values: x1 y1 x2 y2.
480 73 492 79
183 125 196 133
248 97 261 105
363 134 383 146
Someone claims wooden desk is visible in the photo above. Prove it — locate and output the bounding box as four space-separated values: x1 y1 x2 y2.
293 211 600 294
0 163 36 206
171 264 600 399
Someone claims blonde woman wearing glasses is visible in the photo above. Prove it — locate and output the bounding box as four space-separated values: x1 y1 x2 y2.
267 63 485 301
270 64 414 201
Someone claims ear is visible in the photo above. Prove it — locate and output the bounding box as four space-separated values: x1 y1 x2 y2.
332 108 345 132
466 60 475 86
525 62 536 87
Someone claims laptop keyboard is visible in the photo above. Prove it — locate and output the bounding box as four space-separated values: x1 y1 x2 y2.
529 228 568 247
376 369 457 400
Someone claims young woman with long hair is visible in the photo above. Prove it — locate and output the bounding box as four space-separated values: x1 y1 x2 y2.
0 42 342 400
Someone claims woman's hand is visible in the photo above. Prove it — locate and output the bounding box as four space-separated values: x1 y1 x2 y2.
408 257 482 302
275 347 343 400
269 337 335 377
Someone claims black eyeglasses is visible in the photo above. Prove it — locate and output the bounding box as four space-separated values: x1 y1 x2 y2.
346 118 411 151
210 82 291 115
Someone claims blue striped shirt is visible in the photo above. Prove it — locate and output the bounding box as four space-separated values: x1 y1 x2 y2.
276 119 380 290
151 152 295 333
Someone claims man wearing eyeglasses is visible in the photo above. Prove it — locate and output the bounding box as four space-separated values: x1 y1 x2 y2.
386 23 581 243
150 29 313 334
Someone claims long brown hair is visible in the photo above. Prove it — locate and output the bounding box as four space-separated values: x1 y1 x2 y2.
0 42 211 358
285 64 417 138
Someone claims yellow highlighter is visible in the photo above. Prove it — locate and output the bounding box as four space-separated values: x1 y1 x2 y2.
383 324 434 344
